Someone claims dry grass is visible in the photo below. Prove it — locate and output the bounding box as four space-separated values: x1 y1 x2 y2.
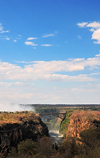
70 110 100 122
0 111 40 125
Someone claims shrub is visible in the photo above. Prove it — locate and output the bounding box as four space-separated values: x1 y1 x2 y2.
18 139 36 156
36 136 53 157
80 127 100 149
58 137 79 158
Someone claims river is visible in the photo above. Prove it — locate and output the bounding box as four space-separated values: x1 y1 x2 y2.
49 129 63 143
41 116 63 143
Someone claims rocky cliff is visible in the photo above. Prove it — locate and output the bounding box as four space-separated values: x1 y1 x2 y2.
0 111 49 154
66 110 100 138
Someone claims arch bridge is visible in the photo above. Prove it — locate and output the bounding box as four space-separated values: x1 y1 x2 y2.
38 112 66 119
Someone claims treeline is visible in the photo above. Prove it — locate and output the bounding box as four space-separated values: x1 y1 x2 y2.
35 107 59 113
33 105 100 115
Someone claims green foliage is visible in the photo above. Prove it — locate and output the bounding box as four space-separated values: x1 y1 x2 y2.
77 126 100 158
35 107 58 113
7 147 18 158
7 139 36 158
60 117 70 133
18 139 36 155
80 127 100 148
66 110 73 117
6 126 100 158
7 137 54 158
60 110 73 134
57 137 79 158
77 146 100 158
36 136 54 157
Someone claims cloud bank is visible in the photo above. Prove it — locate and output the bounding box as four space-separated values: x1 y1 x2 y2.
0 54 100 82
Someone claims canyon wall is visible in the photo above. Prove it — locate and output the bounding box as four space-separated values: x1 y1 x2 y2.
0 111 49 154
66 110 100 138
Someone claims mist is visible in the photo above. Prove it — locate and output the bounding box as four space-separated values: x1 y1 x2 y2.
0 103 35 112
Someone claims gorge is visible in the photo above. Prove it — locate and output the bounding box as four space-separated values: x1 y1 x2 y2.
1 105 100 157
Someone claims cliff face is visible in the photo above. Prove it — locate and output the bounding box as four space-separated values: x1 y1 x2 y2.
0 112 49 154
66 110 100 138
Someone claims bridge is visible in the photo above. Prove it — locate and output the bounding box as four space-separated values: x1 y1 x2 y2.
38 112 66 119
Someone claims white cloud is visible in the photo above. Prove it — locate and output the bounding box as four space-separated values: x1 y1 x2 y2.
0 23 9 33
25 41 38 46
0 82 12 87
90 28 95 32
72 58 84 62
43 74 96 82
14 40 17 42
0 30 9 33
41 44 52 46
77 22 88 27
42 34 54 38
77 21 100 44
0 54 100 83
27 37 37 40
95 53 100 57
6 37 10 40
0 36 10 41
77 35 82 39
15 61 34 64
1 54 100 104
72 83 100 93
86 21 100 29
0 23 3 30
92 29 100 44
90 72 100 76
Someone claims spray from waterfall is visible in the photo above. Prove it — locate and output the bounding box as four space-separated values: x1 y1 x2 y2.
0 103 35 112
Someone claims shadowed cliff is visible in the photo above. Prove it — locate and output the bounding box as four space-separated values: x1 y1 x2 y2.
0 111 49 155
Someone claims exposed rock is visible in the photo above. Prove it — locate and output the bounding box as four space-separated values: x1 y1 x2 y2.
0 112 49 154
66 110 100 138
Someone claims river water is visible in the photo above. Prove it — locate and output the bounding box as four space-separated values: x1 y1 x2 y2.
49 129 63 143
41 116 63 143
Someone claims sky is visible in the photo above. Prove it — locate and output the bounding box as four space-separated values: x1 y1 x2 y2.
0 0 100 107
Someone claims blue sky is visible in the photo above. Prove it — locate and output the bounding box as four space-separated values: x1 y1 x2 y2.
0 0 100 108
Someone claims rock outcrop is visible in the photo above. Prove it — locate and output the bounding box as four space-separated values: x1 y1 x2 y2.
0 111 49 154
66 110 100 138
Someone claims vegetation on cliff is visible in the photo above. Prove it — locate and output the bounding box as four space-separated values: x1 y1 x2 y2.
60 110 73 134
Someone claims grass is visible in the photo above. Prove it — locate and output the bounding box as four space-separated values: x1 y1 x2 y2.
60 110 73 134
0 111 40 126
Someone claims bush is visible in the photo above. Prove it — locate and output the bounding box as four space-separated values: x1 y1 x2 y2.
58 137 79 158
18 139 36 156
80 127 100 149
36 136 54 157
